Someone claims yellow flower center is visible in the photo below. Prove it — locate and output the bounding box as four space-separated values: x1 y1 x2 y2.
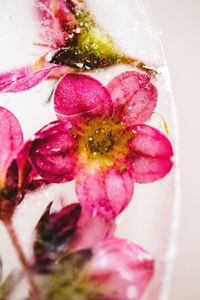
76 117 134 172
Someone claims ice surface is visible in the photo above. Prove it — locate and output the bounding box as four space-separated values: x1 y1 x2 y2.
0 1 179 299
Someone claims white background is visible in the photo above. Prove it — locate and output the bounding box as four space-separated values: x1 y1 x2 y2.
149 0 200 299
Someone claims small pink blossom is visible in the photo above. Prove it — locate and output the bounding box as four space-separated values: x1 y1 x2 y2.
33 201 115 272
0 0 77 94
36 0 79 49
0 1 156 94
85 237 154 300
29 71 173 219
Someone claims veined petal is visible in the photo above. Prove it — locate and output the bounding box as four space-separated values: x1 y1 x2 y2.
76 168 134 219
107 71 157 126
0 66 57 93
15 140 33 191
0 107 23 185
129 124 173 183
13 140 49 201
29 121 78 183
54 73 113 124
87 237 154 300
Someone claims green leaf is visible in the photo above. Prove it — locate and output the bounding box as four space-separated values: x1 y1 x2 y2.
28 249 108 300
51 0 154 75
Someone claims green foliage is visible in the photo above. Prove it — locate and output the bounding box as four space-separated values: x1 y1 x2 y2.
27 249 107 300
38 249 92 300
51 0 126 70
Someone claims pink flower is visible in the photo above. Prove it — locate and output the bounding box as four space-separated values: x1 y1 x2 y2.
0 0 77 93
0 1 156 94
34 211 153 299
36 0 79 49
83 237 154 300
33 201 115 272
29 71 173 219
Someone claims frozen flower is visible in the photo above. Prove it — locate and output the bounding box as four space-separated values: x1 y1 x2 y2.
29 71 173 219
36 0 79 49
33 201 115 273
37 237 154 300
0 0 155 93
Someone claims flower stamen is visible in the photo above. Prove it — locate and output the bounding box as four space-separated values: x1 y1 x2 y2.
77 117 134 171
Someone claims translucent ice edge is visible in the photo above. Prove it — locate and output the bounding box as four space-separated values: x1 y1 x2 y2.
145 1 181 299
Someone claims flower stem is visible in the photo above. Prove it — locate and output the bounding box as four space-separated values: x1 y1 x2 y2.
4 219 42 300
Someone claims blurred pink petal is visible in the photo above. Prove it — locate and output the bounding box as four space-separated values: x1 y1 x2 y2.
69 208 115 251
88 237 154 300
129 124 173 183
107 71 157 126
29 121 78 183
0 107 23 183
54 73 112 124
0 66 57 93
76 168 134 219
36 0 78 48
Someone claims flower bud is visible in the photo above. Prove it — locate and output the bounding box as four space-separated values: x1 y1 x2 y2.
86 238 154 300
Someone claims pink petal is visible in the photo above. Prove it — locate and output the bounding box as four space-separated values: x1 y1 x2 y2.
14 140 49 199
0 107 23 182
0 66 57 93
69 208 115 251
88 237 154 300
29 121 78 183
54 73 113 124
129 124 173 183
107 71 157 126
76 168 134 219
15 140 32 188
36 0 78 48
